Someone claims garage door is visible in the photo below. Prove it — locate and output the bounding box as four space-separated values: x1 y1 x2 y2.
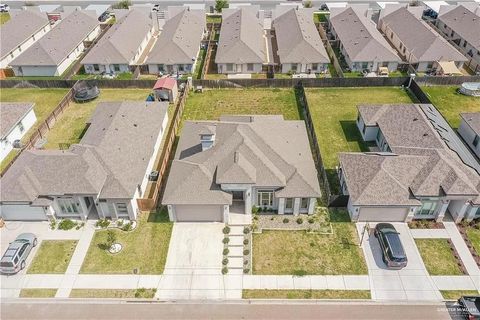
174 205 223 222
357 207 408 222
0 205 47 221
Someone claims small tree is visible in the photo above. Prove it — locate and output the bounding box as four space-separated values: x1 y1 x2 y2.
215 0 229 13
304 0 313 8
112 0 131 9
105 230 117 249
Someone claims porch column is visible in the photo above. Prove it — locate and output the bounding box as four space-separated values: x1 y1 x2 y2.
308 198 316 215
278 198 285 215
293 198 300 216
167 205 175 222
223 205 230 223
465 205 479 222
435 200 450 223
405 207 416 223
245 187 252 214
77 197 88 221
453 201 470 224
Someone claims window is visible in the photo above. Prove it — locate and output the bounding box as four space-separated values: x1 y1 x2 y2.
247 63 254 71
475 207 480 217
399 43 403 50
18 122 25 133
426 62 434 70
226 63 234 72
179 64 185 72
32 35 35 41
257 191 273 207
285 198 293 210
390 32 393 39
93 64 100 71
115 203 128 216
362 62 368 69
291 64 297 72
300 198 309 209
311 63 318 71
473 135 479 147
113 64 120 72
18 46 21 52
158 64 165 72
418 201 437 216
18 244 28 257
57 198 81 215
463 40 467 48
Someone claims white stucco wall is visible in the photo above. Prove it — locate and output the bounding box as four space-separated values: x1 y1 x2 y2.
0 108 36 161
217 63 263 74
147 63 194 75
83 63 130 75
280 63 328 74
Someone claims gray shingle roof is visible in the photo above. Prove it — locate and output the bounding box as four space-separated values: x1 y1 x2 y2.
0 101 168 202
340 104 480 207
438 4 480 52
380 6 467 63
82 9 152 65
162 115 321 205
0 10 50 59
215 6 266 64
10 10 99 66
273 8 329 64
0 102 35 139
145 7 205 65
461 112 480 135
330 6 401 63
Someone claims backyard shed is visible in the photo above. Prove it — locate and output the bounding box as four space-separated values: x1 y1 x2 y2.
153 78 178 102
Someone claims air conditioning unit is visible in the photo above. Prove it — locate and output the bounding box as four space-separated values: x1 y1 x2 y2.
149 171 159 181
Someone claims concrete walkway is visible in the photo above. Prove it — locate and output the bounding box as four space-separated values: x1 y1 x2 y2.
242 275 370 290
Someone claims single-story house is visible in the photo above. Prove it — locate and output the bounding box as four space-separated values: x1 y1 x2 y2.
0 9 52 69
338 103 480 223
81 9 154 75
436 4 480 74
378 4 467 72
0 102 37 161
459 112 480 159
272 7 329 74
153 77 178 102
162 115 321 222
10 10 101 77
0 101 169 221
329 5 402 72
216 6 267 74
145 7 205 75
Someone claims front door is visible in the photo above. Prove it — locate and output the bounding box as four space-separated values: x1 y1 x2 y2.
232 191 244 200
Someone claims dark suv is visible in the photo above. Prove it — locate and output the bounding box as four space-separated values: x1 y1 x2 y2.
374 223 408 269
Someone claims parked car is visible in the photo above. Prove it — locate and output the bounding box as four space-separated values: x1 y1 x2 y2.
0 4 9 12
0 233 37 274
152 4 160 12
457 296 480 319
98 11 110 22
374 223 408 269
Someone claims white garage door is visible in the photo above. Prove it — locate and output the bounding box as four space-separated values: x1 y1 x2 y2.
358 207 408 222
0 205 47 221
174 205 223 222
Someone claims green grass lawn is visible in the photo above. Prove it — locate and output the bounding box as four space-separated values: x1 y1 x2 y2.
343 72 363 78
305 87 413 193
421 86 480 128
43 89 151 149
80 210 173 274
184 88 301 121
0 13 10 25
27 240 78 274
70 288 156 298
415 239 464 275
252 210 367 275
313 13 329 24
19 289 57 298
466 227 480 256
441 290 479 300
194 48 207 79
243 289 370 299
206 15 222 24
204 73 227 80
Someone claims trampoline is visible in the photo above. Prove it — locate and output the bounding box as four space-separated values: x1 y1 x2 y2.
459 82 480 97
73 80 100 102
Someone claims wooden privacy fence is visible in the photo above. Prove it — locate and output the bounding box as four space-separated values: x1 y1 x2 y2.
0 88 75 176
136 82 190 211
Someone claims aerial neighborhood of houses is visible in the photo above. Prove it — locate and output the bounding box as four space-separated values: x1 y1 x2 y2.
1 0 480 309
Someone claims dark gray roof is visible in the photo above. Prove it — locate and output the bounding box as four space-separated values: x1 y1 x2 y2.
216 6 266 64
379 5 467 63
0 102 35 139
273 8 329 64
145 7 205 65
438 4 480 52
0 10 50 59
461 112 480 135
329 6 401 63
10 10 99 66
0 101 168 202
162 115 321 205
82 9 152 65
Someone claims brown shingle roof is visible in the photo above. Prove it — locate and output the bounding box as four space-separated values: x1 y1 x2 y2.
0 102 35 139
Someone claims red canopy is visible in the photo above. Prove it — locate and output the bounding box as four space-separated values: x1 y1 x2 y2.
153 77 177 90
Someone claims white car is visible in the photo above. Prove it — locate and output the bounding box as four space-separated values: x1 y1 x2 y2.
0 4 10 12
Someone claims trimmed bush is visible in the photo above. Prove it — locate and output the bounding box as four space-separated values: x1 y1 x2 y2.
243 249 250 255
223 248 229 255
222 237 230 244
222 258 229 265
293 269 307 277
122 222 132 232
283 218 289 223
223 226 231 234
308 217 315 224
243 268 250 274
96 219 110 229
58 219 77 230
252 206 259 214
116 220 123 227
244 259 249 265
243 227 250 234
49 220 57 230
243 238 249 245
296 218 303 224
222 267 228 275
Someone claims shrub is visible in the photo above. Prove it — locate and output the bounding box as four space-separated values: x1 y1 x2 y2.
122 222 132 232
243 227 250 234
244 259 249 265
252 206 259 214
76 222 85 230
96 219 110 229
116 220 124 227
243 249 250 255
222 258 229 265
223 226 231 234
112 0 131 9
49 219 57 230
296 217 303 224
308 217 315 224
293 269 307 277
223 248 229 255
222 237 230 244
243 268 250 274
283 218 289 223
243 238 249 245
222 267 228 275
58 219 77 230
105 230 117 249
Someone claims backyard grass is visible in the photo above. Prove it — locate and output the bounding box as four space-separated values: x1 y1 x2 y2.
184 88 301 121
252 210 367 275
415 239 464 275
243 289 370 299
206 15 222 24
204 73 227 80
466 227 480 256
43 89 151 149
194 48 207 79
27 240 78 274
80 210 173 274
343 72 363 78
441 290 479 300
305 87 413 193
313 13 329 24
69 288 157 299
421 86 480 128
19 289 57 298
0 13 10 24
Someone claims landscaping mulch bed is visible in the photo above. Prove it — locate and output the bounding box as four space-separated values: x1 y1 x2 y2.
408 219 444 229
254 212 332 234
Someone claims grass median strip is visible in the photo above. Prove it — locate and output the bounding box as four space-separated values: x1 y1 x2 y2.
243 290 371 299
415 239 464 275
27 240 77 274
69 288 156 299
19 289 57 298
441 290 479 300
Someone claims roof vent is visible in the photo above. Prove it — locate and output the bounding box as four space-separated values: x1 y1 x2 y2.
413 118 418 121
234 151 239 163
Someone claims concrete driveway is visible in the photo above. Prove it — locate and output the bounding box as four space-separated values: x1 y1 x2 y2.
357 222 442 301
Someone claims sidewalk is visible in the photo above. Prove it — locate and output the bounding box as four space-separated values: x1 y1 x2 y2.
242 275 370 290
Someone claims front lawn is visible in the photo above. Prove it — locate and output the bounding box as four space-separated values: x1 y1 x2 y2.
70 288 156 298
415 239 464 275
466 227 480 256
184 88 301 121
252 210 367 275
19 289 57 298
43 89 151 149
305 87 413 193
421 86 480 128
441 290 479 300
27 240 78 274
1 13 10 24
80 210 173 274
243 289 370 299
